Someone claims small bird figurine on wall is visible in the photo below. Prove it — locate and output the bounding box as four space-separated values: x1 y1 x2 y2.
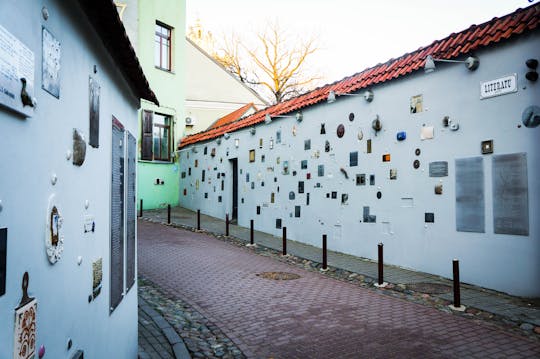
20 77 35 107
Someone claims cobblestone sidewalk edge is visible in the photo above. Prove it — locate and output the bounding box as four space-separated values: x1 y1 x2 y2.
139 296 192 359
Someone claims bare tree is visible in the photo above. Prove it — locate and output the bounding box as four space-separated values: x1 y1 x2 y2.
189 21 320 104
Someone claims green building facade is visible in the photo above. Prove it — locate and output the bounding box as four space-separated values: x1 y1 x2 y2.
120 0 186 209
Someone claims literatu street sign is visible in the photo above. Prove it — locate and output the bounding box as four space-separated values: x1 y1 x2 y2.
480 74 517 99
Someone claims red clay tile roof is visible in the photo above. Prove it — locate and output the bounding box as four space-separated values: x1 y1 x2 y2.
179 4 539 149
78 0 158 105
207 103 257 130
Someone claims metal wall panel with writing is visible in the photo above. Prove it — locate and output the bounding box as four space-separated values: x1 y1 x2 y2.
126 132 136 291
110 119 124 312
455 157 485 233
492 153 529 235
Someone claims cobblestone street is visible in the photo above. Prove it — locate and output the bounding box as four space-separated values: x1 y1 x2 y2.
138 220 540 358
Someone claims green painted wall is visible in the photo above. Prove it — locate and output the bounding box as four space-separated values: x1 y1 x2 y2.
135 0 185 209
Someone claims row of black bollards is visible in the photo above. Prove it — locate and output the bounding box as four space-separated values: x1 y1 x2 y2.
215 213 462 309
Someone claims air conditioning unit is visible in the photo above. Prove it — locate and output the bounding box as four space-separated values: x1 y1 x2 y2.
185 116 196 126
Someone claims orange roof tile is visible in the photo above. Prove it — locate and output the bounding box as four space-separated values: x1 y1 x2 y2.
207 103 257 130
179 4 539 149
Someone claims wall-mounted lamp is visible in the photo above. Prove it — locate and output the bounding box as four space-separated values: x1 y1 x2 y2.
327 90 374 103
250 127 256 135
424 55 479 73
223 132 230 140
191 146 198 153
216 137 222 145
265 112 303 123
525 59 538 82
234 139 239 148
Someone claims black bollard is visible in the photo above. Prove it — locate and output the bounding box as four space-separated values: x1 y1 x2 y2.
378 243 384 285
167 204 171 224
139 199 143 217
197 209 201 230
250 220 254 245
282 227 287 255
453 259 461 308
225 213 229 236
322 234 328 270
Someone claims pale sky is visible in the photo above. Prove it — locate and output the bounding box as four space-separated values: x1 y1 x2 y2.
187 0 537 85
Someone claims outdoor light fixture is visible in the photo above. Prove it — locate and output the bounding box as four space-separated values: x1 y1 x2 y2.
223 132 230 140
327 90 374 103
525 58 538 82
234 139 239 147
216 137 222 145
250 127 256 135
424 55 479 73
265 112 303 123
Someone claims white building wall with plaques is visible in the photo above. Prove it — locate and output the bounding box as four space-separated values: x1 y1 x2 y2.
179 29 540 297
0 1 143 358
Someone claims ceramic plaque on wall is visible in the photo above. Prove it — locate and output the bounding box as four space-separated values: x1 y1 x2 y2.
14 300 37 359
92 258 103 299
46 194 64 264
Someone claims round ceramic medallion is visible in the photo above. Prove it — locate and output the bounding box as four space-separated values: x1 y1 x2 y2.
415 148 421 156
413 159 420 169
337 124 345 138
349 113 355 122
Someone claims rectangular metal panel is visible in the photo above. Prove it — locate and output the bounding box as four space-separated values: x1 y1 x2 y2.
89 77 100 148
492 153 529 235
455 157 485 233
0 228 6 296
110 119 124 312
429 161 448 177
126 132 136 291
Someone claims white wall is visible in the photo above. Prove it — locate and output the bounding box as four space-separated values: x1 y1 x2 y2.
185 39 267 134
179 33 540 297
0 1 139 358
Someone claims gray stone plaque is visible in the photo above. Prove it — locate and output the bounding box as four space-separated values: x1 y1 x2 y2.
455 157 484 233
492 153 529 235
429 161 448 177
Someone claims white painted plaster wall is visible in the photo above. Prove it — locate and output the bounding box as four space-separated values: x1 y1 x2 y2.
185 39 267 134
0 1 139 358
179 33 540 297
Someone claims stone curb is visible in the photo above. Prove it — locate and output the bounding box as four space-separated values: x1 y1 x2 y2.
139 296 192 359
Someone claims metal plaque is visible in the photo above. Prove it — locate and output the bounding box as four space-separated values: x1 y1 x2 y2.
350 151 358 167
492 153 529 235
337 124 345 138
126 132 136 291
455 157 484 233
73 129 87 166
480 74 517 99
298 181 304 194
42 27 61 98
304 139 311 150
110 119 124 312
289 191 295 200
92 258 103 299
276 219 282 229
318 165 324 177
89 77 100 147
429 161 448 177
301 160 307 169
295 206 301 218
363 206 376 223
0 228 6 296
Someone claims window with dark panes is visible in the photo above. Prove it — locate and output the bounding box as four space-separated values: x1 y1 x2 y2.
141 111 171 162
155 22 172 71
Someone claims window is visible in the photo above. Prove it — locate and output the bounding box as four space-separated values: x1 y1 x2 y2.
155 22 172 71
141 111 171 161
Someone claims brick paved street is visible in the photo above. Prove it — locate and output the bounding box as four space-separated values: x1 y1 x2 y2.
138 220 540 358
